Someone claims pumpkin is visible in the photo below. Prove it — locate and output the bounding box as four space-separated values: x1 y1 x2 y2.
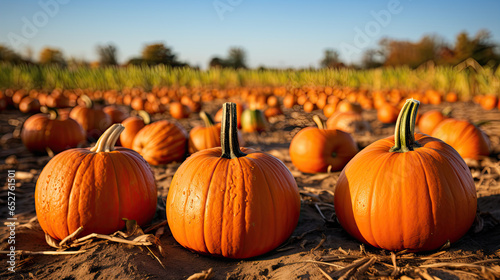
103 105 129 124
334 99 477 252
431 118 491 160
21 107 86 154
241 108 267 132
417 108 451 135
264 106 283 118
445 92 458 103
35 124 157 240
188 112 220 154
283 94 296 108
290 115 358 173
169 102 191 119
377 103 399 124
19 96 41 113
69 95 112 140
480 95 498 111
326 111 371 134
336 100 362 114
132 120 188 165
119 110 151 149
166 102 300 259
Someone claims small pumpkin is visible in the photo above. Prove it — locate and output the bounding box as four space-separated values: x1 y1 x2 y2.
417 108 451 135
377 103 399 124
166 103 300 259
119 110 151 149
241 108 267 132
334 99 477 252
21 107 86 154
132 120 188 165
35 124 157 240
170 101 191 119
188 112 220 154
19 96 41 113
69 95 112 140
431 118 491 160
290 115 358 173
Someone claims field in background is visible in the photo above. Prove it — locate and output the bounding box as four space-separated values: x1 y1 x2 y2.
1 62 499 99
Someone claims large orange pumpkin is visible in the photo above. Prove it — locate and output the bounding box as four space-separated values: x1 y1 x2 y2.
431 118 491 160
166 103 300 259
334 99 477 252
21 107 86 154
35 124 157 240
132 120 188 165
69 95 112 140
290 116 358 173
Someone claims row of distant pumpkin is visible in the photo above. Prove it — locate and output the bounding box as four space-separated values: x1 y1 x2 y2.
32 99 478 259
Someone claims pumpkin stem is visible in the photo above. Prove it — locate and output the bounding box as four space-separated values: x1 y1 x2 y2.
137 110 151 125
220 102 246 159
80 95 93 109
90 124 124 153
312 115 325 130
41 106 59 120
390 99 421 153
199 111 215 127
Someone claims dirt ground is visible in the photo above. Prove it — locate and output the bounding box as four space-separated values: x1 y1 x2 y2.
0 99 499 280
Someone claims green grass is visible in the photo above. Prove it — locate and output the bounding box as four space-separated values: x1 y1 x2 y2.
1 63 499 99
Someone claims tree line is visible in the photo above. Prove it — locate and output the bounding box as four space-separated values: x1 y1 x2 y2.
1 29 498 69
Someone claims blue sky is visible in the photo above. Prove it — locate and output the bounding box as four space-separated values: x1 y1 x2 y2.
1 0 499 68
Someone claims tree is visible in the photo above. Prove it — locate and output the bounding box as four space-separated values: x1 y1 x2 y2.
208 47 248 69
452 30 498 65
97 44 118 66
0 45 23 64
39 47 65 66
209 57 225 68
142 43 177 66
227 47 247 69
361 49 383 69
320 49 342 68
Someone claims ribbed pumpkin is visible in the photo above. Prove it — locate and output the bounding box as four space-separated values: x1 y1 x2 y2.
132 120 188 165
167 103 300 259
431 118 491 160
35 124 157 240
290 116 359 173
69 95 112 140
119 110 151 149
334 99 477 252
21 107 86 154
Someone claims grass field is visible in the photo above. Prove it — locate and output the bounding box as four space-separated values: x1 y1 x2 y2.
1 63 499 100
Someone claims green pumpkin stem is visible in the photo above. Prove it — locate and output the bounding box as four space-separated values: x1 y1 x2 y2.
312 115 325 130
221 102 246 159
199 111 215 127
390 99 421 153
90 124 124 153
